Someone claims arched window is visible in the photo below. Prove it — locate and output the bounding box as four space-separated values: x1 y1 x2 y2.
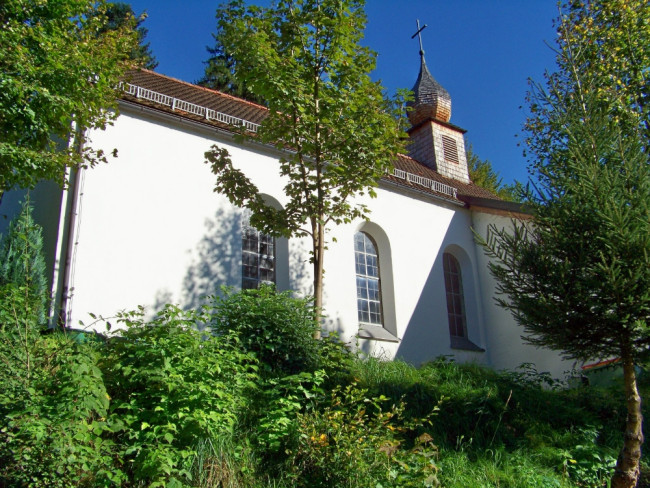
443 252 467 338
242 211 275 289
354 232 383 326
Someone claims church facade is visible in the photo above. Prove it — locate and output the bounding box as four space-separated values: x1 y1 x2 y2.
0 57 572 377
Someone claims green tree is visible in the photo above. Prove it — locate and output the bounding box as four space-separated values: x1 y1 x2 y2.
198 27 265 104
482 1 649 487
0 198 48 326
0 0 139 197
466 145 522 202
204 0 406 330
100 2 158 70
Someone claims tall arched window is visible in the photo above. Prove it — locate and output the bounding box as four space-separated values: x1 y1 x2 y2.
242 211 275 289
354 232 383 326
443 252 467 338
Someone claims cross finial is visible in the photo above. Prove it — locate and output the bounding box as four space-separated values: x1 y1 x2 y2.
411 19 427 57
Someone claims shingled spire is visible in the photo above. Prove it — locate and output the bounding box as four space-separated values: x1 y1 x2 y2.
407 55 452 125
406 20 469 183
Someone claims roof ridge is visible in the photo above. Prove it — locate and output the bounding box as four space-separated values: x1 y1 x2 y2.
132 68 269 112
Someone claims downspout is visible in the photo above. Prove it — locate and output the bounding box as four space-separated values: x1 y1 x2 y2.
49 127 84 329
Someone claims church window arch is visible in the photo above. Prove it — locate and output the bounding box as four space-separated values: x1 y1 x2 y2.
354 232 383 326
242 209 275 289
443 251 467 338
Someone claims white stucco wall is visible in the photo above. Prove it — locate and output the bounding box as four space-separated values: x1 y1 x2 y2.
322 187 489 365
69 105 305 328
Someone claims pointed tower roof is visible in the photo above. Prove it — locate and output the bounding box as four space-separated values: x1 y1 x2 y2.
407 54 452 126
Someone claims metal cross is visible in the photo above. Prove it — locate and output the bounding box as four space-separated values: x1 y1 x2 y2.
411 19 428 56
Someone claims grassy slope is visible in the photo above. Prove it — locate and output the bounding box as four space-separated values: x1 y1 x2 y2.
350 357 648 488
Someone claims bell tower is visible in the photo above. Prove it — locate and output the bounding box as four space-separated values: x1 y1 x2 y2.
407 21 469 184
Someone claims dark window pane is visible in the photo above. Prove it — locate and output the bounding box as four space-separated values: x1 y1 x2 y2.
242 213 276 289
443 252 466 338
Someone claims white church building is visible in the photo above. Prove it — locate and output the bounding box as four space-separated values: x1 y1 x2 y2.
0 54 572 377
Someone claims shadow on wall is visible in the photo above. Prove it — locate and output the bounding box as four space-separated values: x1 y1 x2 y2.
179 207 242 310
150 205 311 313
395 214 484 366
288 238 310 295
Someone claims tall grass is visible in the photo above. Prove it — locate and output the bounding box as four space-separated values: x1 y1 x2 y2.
350 357 647 488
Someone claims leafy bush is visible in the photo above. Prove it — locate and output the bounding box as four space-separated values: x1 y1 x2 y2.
283 382 440 487
254 370 326 453
209 286 321 376
100 304 258 487
0 284 117 487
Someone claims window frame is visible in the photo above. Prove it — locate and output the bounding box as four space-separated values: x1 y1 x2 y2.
354 231 384 327
443 251 467 338
241 211 276 290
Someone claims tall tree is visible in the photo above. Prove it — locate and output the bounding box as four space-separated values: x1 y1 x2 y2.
100 2 158 70
198 28 264 104
0 0 139 197
482 1 649 487
466 145 522 202
204 0 405 330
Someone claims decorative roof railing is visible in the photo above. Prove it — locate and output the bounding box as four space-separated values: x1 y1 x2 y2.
120 82 261 133
391 168 457 199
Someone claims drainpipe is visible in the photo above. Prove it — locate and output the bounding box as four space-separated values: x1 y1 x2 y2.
50 127 84 329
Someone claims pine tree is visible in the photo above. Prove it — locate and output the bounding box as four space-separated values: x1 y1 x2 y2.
482 1 649 486
100 2 158 70
0 198 48 326
198 28 264 104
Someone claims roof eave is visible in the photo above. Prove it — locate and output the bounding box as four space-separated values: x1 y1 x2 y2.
458 194 531 215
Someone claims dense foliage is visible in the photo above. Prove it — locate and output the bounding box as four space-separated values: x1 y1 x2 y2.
98 2 158 69
1 272 647 486
101 305 258 486
198 28 264 104
0 199 48 325
0 0 138 195
466 145 523 202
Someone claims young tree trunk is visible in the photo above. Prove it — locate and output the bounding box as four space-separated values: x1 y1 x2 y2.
311 221 325 339
611 350 644 488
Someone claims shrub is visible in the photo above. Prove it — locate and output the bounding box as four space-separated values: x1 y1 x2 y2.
0 284 117 487
209 286 321 376
284 382 440 487
101 304 258 487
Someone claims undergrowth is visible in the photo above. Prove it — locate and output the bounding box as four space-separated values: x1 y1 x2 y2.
0 277 646 486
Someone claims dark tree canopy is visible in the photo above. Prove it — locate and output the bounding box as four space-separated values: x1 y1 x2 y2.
100 2 158 70
466 145 522 202
198 28 265 104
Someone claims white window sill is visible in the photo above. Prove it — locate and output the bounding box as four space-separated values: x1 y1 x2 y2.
357 325 400 343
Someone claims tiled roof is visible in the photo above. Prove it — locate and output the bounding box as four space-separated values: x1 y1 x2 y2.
123 69 268 126
389 154 501 203
119 69 504 208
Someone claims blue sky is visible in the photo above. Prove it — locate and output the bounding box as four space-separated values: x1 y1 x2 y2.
127 0 560 186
